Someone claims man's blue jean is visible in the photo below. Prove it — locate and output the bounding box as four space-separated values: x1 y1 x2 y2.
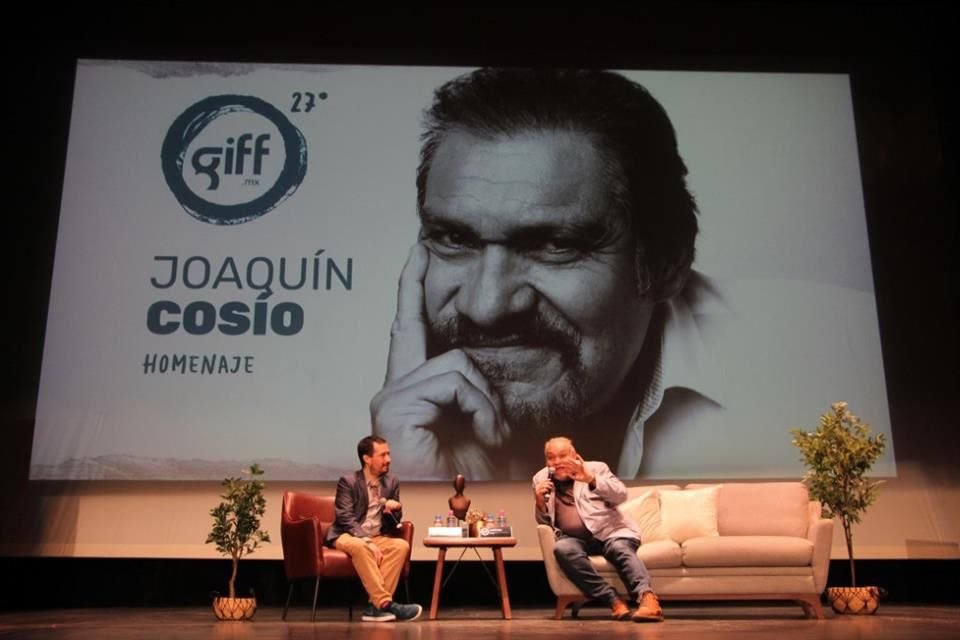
553 534 652 605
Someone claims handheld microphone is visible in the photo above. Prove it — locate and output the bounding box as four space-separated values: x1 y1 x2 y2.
378 497 403 529
543 466 556 501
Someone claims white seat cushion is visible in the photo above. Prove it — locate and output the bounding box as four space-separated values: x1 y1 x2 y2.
682 535 814 567
588 539 682 572
638 539 683 569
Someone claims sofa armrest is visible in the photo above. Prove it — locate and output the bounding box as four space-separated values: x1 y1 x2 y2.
807 517 834 594
537 524 584 597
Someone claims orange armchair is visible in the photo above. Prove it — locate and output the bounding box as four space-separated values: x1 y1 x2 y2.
280 491 414 621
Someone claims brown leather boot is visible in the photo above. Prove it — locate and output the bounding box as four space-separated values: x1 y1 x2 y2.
632 591 664 622
610 599 631 620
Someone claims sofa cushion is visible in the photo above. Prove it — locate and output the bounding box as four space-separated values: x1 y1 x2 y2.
637 539 683 569
659 486 719 543
692 482 811 537
589 539 682 573
681 535 814 567
618 490 671 544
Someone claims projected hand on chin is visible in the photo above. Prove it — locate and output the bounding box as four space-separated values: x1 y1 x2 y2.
370 243 508 480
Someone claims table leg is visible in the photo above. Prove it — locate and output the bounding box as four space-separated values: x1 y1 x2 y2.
429 547 446 620
493 547 512 620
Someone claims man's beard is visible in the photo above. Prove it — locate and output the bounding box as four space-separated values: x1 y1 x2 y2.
427 308 590 433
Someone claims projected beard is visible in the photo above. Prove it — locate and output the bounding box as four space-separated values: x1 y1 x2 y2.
426 306 589 436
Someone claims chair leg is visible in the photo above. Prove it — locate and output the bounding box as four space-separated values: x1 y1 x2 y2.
797 595 825 619
554 595 586 619
283 582 295 620
405 576 411 603
311 577 320 623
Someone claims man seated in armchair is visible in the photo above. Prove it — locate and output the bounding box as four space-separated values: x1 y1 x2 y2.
325 435 423 622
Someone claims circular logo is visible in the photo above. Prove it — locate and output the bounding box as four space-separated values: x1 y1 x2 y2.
161 95 307 225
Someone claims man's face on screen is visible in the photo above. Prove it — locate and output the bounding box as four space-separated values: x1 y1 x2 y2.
420 128 655 432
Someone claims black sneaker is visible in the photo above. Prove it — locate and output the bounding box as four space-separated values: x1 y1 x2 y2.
386 602 423 621
361 604 396 622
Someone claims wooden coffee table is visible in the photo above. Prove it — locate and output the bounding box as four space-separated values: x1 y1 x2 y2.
422 536 518 620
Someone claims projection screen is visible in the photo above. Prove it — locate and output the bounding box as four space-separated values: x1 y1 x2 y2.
31 60 895 481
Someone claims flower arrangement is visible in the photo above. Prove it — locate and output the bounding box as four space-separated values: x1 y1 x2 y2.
465 509 489 536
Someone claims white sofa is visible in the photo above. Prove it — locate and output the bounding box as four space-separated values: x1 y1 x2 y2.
537 482 833 619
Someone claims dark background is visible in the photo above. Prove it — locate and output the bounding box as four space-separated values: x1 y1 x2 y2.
2 1 957 607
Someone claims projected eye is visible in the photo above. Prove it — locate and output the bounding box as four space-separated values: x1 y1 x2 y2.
424 229 481 257
522 238 588 265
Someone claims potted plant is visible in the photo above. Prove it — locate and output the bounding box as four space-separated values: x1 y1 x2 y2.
791 402 887 614
205 463 271 620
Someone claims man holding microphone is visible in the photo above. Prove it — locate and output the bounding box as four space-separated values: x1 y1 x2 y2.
533 436 663 622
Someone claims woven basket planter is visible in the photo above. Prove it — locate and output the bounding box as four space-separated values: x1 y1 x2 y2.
826 586 881 615
212 596 258 621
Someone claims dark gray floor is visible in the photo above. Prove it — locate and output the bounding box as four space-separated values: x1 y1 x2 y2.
1 604 959 639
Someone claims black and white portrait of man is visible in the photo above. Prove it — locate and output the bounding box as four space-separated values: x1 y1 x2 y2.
371 67 894 481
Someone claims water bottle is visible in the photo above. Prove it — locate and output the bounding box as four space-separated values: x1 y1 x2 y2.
446 510 458 527
496 509 507 528
433 514 443 527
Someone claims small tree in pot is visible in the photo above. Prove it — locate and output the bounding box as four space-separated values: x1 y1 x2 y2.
791 402 886 614
206 463 271 620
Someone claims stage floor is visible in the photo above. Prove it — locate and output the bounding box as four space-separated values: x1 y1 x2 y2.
1 604 959 639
